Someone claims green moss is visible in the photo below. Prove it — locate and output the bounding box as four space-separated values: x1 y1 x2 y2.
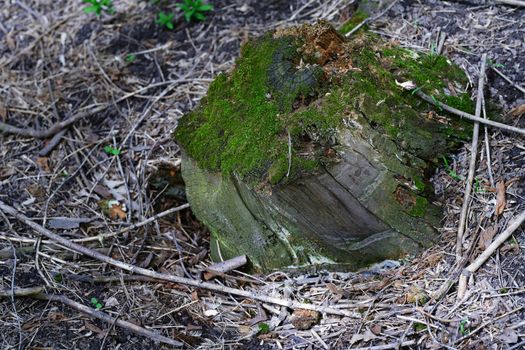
409 196 428 217
176 25 473 187
338 9 368 35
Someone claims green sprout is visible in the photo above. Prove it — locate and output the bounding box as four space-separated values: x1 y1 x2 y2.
156 11 175 30
176 0 213 22
431 95 443 111
488 59 505 69
258 323 270 334
103 145 121 156
442 156 461 181
83 0 115 16
459 319 469 336
125 54 137 63
90 297 103 310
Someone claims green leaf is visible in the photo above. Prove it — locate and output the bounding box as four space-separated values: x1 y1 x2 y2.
194 12 205 21
184 12 192 22
166 21 174 30
258 323 270 334
83 5 99 14
91 297 99 305
125 54 136 62
197 4 213 11
103 145 121 156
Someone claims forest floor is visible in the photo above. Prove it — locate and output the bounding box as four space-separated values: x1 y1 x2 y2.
1 0 525 349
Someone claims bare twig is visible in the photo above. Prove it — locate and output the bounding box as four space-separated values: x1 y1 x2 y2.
0 200 356 317
456 54 487 260
412 89 525 135
0 286 44 298
348 340 416 350
345 0 400 37
71 203 190 243
457 208 525 299
495 0 525 7
33 293 183 347
492 67 525 95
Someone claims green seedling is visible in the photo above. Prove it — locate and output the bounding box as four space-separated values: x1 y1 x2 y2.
103 145 121 156
431 95 443 111
459 319 469 336
125 54 137 63
442 156 461 181
176 0 213 22
258 323 270 334
90 297 103 310
414 322 427 332
488 59 505 69
83 0 115 16
156 11 175 30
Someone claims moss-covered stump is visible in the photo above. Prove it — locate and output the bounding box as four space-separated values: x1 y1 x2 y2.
175 21 473 271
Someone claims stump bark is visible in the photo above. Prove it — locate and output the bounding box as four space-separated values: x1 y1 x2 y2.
175 21 473 271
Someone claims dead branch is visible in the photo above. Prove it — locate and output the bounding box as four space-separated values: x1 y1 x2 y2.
495 0 525 7
412 90 525 136
457 207 525 299
456 54 487 259
0 200 355 317
31 292 182 347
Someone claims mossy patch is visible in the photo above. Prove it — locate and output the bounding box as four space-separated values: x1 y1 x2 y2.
175 21 473 187
338 9 368 35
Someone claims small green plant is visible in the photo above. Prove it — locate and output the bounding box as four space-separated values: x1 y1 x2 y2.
258 323 270 334
83 0 115 16
459 319 469 336
90 297 103 310
442 156 461 181
176 0 213 22
125 54 137 63
156 11 175 30
103 145 121 156
488 59 505 69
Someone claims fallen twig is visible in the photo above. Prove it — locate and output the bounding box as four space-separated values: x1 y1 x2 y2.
71 203 190 243
348 340 416 350
32 292 182 347
345 0 400 37
456 54 487 260
455 306 524 344
495 0 525 7
492 67 525 95
412 89 525 136
0 286 44 298
0 200 355 317
457 207 525 299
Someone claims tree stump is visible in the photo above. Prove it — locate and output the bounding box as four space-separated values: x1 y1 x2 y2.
175 21 473 271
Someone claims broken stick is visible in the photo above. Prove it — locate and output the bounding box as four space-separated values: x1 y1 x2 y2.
0 200 355 317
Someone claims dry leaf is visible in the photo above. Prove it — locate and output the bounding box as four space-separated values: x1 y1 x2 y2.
370 324 382 335
48 217 92 229
495 180 506 216
36 157 51 172
509 104 525 117
291 309 320 330
406 285 428 304
395 80 416 90
108 202 126 220
478 225 497 250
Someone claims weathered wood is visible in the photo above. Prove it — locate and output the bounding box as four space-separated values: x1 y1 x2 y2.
176 21 473 271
